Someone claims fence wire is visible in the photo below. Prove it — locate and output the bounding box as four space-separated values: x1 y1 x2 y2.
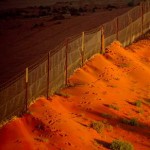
84 29 101 61
50 45 66 94
68 35 82 78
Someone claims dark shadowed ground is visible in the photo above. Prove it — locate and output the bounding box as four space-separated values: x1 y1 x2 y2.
0 7 130 85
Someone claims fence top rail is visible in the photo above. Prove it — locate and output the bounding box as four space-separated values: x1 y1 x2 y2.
0 2 149 92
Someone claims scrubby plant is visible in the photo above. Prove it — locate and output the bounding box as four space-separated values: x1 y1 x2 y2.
110 139 134 150
129 118 139 126
121 118 130 125
102 119 108 124
91 121 105 133
93 139 100 147
55 91 70 98
106 124 113 132
101 113 113 119
109 104 120 111
121 118 139 126
118 63 129 68
134 100 142 107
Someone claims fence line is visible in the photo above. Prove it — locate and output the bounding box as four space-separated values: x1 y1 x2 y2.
0 1 150 123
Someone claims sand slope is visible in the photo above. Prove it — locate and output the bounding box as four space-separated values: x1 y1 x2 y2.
0 40 150 150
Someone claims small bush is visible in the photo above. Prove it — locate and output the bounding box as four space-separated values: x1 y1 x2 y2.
91 121 105 133
134 100 142 107
110 139 134 150
121 118 139 126
121 118 130 125
106 124 113 132
109 104 119 111
118 63 129 68
101 113 113 119
55 91 70 98
129 118 139 126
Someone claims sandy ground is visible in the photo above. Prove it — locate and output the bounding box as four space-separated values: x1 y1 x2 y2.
0 7 130 85
0 39 150 150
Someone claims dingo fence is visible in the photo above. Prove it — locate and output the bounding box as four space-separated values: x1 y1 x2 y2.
0 1 150 123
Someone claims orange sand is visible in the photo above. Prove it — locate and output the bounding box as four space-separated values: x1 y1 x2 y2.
0 40 150 150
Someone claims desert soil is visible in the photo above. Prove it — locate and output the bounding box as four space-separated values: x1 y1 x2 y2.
0 7 130 85
0 39 150 150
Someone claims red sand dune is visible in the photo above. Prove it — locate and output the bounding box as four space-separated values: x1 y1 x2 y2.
0 40 150 150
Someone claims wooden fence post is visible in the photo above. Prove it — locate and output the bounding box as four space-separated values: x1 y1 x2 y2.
47 52 50 99
116 17 119 41
99 26 102 53
81 32 85 66
65 39 68 86
25 67 28 112
141 2 144 35
101 27 105 54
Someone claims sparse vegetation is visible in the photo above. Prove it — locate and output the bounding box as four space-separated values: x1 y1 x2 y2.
91 121 105 133
109 104 120 111
101 113 113 119
55 91 70 98
93 139 100 147
129 118 139 126
106 124 113 132
121 118 139 126
91 119 114 134
134 100 142 107
110 139 134 150
118 63 129 68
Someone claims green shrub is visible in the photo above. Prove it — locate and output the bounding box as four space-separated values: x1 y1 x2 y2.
101 113 113 119
134 100 142 107
110 139 134 150
129 118 139 126
121 118 130 125
109 104 119 111
121 118 139 126
91 121 105 133
106 124 113 132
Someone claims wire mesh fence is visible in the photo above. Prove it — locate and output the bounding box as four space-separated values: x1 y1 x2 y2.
0 1 150 123
67 35 82 78
84 27 101 60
